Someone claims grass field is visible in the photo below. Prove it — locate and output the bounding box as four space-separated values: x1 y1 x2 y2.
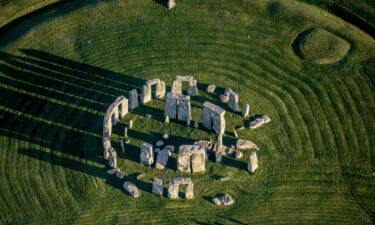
0 0 374 224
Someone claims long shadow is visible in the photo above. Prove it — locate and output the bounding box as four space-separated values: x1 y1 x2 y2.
19 148 153 195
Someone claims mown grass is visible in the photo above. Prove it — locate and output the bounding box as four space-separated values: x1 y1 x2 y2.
0 0 374 224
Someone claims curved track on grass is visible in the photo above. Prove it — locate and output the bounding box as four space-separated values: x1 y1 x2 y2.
0 0 374 224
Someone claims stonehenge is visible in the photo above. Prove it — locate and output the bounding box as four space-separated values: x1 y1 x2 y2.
168 178 194 199
248 115 271 129
129 89 139 110
177 145 206 173
152 178 163 196
102 96 129 158
164 92 191 122
140 78 166 104
248 151 259 173
171 76 198 96
140 142 154 166
202 101 225 135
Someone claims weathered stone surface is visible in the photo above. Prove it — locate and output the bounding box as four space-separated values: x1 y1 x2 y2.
140 79 165 103
242 104 249 117
235 150 243 159
229 91 240 111
177 145 206 173
152 178 163 196
165 92 191 122
206 84 216 93
215 134 223 162
140 84 151 104
248 151 258 173
103 96 128 158
225 147 235 156
212 197 222 205
236 139 259 150
164 145 175 152
220 194 235 206
194 140 213 152
163 133 169 139
123 181 140 198
168 178 193 199
156 140 164 147
224 88 233 96
108 147 117 168
107 168 120 175
187 79 199 96
171 76 198 96
116 171 124 179
155 149 170 170
178 99 191 122
129 89 139 110
156 81 166 99
248 115 271 129
140 142 154 166
219 94 229 103
167 0 176 10
202 101 226 135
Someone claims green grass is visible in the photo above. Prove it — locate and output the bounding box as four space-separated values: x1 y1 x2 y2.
293 27 351 64
0 0 374 224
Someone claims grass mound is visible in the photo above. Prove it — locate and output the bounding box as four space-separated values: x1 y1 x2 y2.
293 27 351 64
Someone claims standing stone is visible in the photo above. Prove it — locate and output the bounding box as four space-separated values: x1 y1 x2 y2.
242 104 249 117
219 94 229 103
120 138 125 154
171 80 182 95
141 85 151 104
224 88 233 96
140 142 154 166
233 129 238 138
168 178 193 199
167 0 176 10
155 149 170 170
206 84 216 93
202 101 225 135
187 79 199 96
194 120 199 128
177 148 191 173
152 178 163 196
123 181 140 198
165 115 170 123
235 150 243 159
129 89 139 110
124 127 128 138
108 147 117 168
229 92 240 112
187 118 191 126
215 134 223 162
248 151 258 173
116 171 124 179
165 93 178 119
178 98 191 122
191 149 206 173
156 81 166 99
129 120 133 129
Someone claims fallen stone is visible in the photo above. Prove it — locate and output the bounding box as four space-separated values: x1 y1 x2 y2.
107 168 120 175
194 140 213 152
125 139 131 144
235 150 243 159
156 140 164 147
225 147 235 156
152 178 163 196
219 94 229 103
167 0 175 10
248 115 271 129
206 84 216 93
219 176 230 181
116 171 124 179
136 173 145 180
248 151 258 173
224 88 233 96
236 139 259 150
219 194 235 206
123 181 140 198
212 197 222 205
163 133 169 139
